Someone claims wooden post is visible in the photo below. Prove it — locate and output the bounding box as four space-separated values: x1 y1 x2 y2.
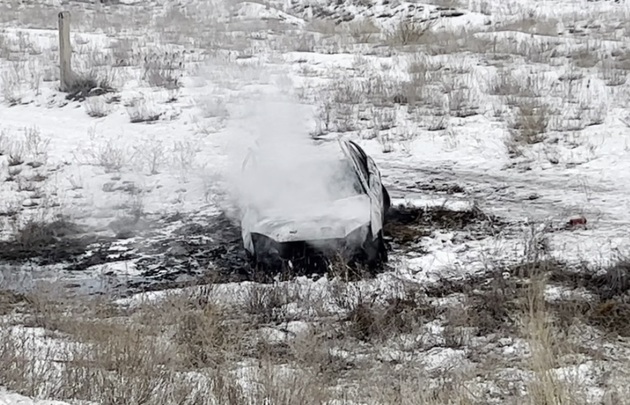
58 11 74 92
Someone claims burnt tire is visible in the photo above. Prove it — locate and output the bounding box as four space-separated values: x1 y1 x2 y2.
382 185 391 221
363 230 387 268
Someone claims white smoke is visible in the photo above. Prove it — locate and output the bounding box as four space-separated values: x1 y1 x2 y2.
220 97 360 222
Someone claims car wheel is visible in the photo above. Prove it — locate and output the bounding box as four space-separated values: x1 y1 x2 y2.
378 231 388 263
363 230 387 267
382 185 391 217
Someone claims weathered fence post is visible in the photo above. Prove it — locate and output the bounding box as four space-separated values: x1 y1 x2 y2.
58 11 74 92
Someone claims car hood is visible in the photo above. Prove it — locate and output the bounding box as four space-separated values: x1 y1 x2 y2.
249 195 371 243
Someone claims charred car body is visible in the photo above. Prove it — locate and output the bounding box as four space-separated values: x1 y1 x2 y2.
239 139 390 271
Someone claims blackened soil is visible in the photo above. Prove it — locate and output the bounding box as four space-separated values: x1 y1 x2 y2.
383 203 504 248
412 181 466 195
0 218 116 266
132 213 254 286
0 200 508 295
131 212 382 288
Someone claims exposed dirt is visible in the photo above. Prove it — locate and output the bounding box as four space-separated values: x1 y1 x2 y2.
0 218 115 265
125 202 507 289
132 213 254 285
412 181 466 195
4 207 626 338
0 191 510 294
384 202 504 250
131 212 382 287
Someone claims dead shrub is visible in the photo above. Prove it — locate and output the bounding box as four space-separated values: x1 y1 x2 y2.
245 283 297 324
545 258 630 301
88 139 129 172
344 288 437 342
13 218 82 250
288 325 352 384
110 38 137 67
142 51 183 90
552 298 630 338
293 33 317 52
420 27 491 55
466 270 523 335
174 302 236 368
248 364 330 405
84 96 112 118
523 272 583 404
506 99 552 155
345 18 380 43
0 290 251 404
441 303 473 348
599 61 627 86
498 16 559 36
427 260 558 337
0 290 26 316
599 260 630 298
126 99 162 123
489 68 529 96
448 87 479 118
57 324 183 404
514 258 630 338
64 70 115 101
585 298 630 337
7 152 24 166
387 18 436 46
570 46 599 69
371 107 396 134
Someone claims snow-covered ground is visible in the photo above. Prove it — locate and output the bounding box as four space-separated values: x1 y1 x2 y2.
2 0 630 403
0 389 70 405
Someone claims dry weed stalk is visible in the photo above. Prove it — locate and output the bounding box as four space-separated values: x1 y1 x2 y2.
387 18 436 46
523 267 583 405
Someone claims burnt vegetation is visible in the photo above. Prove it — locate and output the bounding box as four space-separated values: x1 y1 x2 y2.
0 195 509 293
0 216 104 264
383 202 504 249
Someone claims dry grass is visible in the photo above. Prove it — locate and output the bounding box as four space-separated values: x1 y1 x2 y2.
505 99 553 156
126 97 163 123
109 38 139 67
87 138 129 173
386 18 436 46
342 286 437 342
1 60 42 106
570 44 600 69
523 272 583 405
64 70 116 101
0 287 332 404
445 75 480 118
497 15 559 36
599 61 628 87
489 68 530 97
2 2 630 403
84 96 113 118
344 18 381 44
1 249 630 404
143 51 184 90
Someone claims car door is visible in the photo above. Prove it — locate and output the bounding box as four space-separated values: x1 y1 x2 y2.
338 139 384 240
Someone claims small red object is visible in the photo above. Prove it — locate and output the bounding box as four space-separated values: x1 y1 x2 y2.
567 216 587 227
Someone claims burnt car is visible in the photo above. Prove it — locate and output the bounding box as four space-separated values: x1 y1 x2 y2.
240 139 390 271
